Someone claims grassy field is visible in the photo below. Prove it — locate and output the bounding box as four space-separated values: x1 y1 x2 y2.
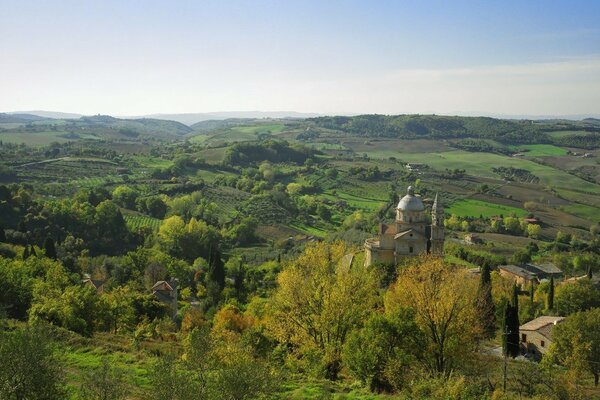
232 123 285 134
447 199 527 218
559 203 600 222
322 190 387 211
517 144 568 156
0 131 97 146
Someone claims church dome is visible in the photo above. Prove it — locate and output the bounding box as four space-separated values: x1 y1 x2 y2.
397 186 425 211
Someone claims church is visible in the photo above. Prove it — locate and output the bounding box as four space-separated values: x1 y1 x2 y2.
365 186 445 266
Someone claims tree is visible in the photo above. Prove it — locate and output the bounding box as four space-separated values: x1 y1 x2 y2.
510 249 531 265
551 308 600 386
44 237 57 260
555 279 600 316
269 241 378 379
80 358 128 400
385 255 481 376
547 276 554 311
476 264 496 338
526 224 541 238
0 327 65 400
22 246 30 260
0 224 5 242
342 312 419 392
112 185 139 209
502 286 520 358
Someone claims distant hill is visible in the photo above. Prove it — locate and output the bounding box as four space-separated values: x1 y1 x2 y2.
308 114 549 144
8 110 82 119
0 113 50 123
137 111 321 126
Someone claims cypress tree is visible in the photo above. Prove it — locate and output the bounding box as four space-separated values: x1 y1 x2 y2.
503 302 520 358
44 237 57 260
476 264 496 338
547 276 555 311
0 224 5 243
529 281 534 304
588 265 593 280
29 245 37 257
22 246 30 260
207 248 225 291
512 283 519 310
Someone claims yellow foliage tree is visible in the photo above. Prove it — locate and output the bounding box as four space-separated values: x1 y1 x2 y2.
385 255 481 376
269 241 379 378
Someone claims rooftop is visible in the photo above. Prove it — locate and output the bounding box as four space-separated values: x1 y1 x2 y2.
520 316 565 332
499 265 538 280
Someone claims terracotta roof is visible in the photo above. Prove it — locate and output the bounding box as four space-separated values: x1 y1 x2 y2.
520 316 565 332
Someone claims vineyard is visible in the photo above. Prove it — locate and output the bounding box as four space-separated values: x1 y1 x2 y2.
123 214 163 231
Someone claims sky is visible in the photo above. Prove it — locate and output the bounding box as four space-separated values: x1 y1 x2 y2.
1 0 600 117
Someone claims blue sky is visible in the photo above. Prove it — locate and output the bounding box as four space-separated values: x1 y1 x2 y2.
1 0 599 116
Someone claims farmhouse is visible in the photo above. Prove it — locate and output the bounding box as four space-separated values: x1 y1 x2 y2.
498 265 538 285
499 263 563 285
520 316 565 357
152 279 178 318
365 186 444 266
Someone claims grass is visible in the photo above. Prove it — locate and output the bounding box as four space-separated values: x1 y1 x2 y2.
560 203 600 221
287 222 329 238
447 199 527 218
322 190 386 211
516 144 568 156
232 123 285 134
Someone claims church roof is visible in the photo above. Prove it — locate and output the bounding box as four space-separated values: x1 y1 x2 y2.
397 186 425 212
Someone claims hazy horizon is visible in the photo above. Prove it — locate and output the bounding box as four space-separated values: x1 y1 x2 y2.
2 0 599 116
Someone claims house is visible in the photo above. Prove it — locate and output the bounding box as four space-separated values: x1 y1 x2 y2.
152 279 178 318
498 265 538 286
364 187 444 266
520 316 565 357
82 277 105 294
523 262 563 280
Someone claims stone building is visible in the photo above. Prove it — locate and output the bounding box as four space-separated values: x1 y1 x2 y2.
520 316 565 357
364 186 444 266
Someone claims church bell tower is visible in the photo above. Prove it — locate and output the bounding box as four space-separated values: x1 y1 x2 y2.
430 193 445 255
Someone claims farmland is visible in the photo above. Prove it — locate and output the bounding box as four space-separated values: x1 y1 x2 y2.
447 199 527 218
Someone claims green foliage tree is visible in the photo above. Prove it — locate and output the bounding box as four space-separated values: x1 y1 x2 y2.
555 279 600 316
112 185 139 209
0 224 6 242
551 308 600 386
342 311 419 392
0 327 65 400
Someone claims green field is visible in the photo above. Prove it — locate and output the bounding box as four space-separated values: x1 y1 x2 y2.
447 199 527 218
322 190 386 211
560 203 600 221
517 144 568 156
232 124 285 134
0 131 98 146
